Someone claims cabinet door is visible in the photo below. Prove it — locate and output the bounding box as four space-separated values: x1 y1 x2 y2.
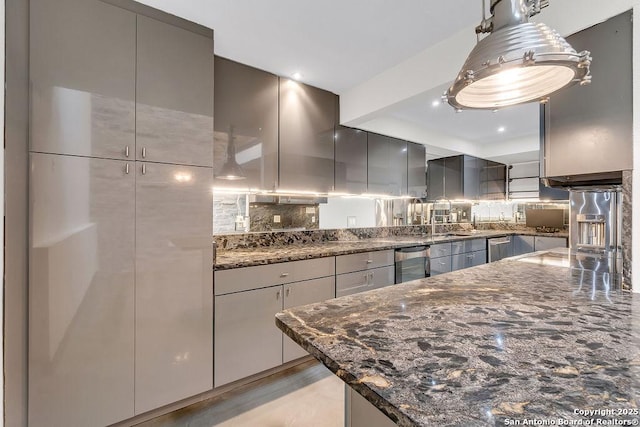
336 250 395 274
279 79 336 193
283 277 335 362
462 155 481 199
135 163 213 413
407 142 426 197
214 286 284 387
369 266 396 290
534 236 567 251
513 235 535 256
430 256 451 276
335 126 368 194
426 158 445 200
544 12 632 178
136 16 214 167
443 156 463 199
368 134 407 196
336 271 372 297
213 56 278 190
471 250 487 267
30 0 135 159
29 153 135 427
451 253 466 272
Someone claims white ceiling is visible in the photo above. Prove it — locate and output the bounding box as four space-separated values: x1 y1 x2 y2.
135 0 541 164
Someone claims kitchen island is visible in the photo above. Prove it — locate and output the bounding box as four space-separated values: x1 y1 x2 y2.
276 250 639 426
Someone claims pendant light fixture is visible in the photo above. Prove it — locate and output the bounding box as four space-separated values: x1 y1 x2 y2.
444 0 592 110
216 125 246 180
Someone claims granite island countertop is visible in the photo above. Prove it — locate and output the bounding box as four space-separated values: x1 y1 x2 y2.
215 230 568 270
275 250 638 427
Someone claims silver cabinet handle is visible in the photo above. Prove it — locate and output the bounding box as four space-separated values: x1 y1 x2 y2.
142 147 146 158
280 272 289 277
141 163 146 175
125 163 130 174
125 146 130 158
366 260 373 264
286 288 290 297
276 290 281 300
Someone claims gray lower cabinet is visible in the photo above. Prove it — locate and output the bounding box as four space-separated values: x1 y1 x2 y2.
214 285 284 387
335 126 368 194
214 257 336 387
513 235 535 256
282 277 336 362
278 79 336 193
336 250 395 297
534 236 568 251
429 242 452 276
336 266 395 297
29 153 136 427
136 15 214 167
213 56 278 190
134 163 214 414
30 0 136 160
451 239 487 271
347 387 396 427
368 134 408 196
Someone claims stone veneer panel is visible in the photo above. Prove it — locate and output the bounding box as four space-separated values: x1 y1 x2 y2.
622 170 633 289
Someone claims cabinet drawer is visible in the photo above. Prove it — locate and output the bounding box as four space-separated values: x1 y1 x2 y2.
430 256 452 276
534 236 567 251
430 242 451 258
336 265 394 297
215 257 335 295
336 250 394 274
451 238 486 254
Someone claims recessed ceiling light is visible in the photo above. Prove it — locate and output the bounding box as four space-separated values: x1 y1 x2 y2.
431 100 440 107
498 126 506 133
292 72 302 80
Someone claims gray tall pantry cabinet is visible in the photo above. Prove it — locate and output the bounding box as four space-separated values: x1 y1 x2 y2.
28 0 214 425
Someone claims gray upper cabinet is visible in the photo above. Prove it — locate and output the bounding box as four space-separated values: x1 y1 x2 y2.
426 157 445 200
542 11 632 181
481 160 506 200
30 0 136 160
29 153 135 427
279 79 336 193
428 155 505 201
368 134 408 196
214 56 278 190
407 142 427 198
335 126 368 194
136 15 214 167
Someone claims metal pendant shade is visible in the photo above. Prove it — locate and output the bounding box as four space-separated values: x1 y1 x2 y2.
445 0 592 110
216 125 246 180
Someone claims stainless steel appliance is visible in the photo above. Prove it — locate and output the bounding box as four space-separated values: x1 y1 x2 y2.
488 236 513 262
395 246 430 284
569 190 622 253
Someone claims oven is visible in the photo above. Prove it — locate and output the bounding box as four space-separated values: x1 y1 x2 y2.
394 246 430 284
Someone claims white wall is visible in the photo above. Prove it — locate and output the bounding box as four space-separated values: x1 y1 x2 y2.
1 0 6 421
319 197 377 229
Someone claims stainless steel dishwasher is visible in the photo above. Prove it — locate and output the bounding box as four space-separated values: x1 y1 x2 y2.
395 246 430 283
488 236 513 262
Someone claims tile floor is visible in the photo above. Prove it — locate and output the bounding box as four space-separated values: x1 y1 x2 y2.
136 360 345 427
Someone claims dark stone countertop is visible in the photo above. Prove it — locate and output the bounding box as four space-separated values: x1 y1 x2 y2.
214 230 569 270
275 250 638 427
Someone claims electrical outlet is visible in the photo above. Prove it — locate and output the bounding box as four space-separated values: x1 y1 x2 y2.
273 215 281 223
